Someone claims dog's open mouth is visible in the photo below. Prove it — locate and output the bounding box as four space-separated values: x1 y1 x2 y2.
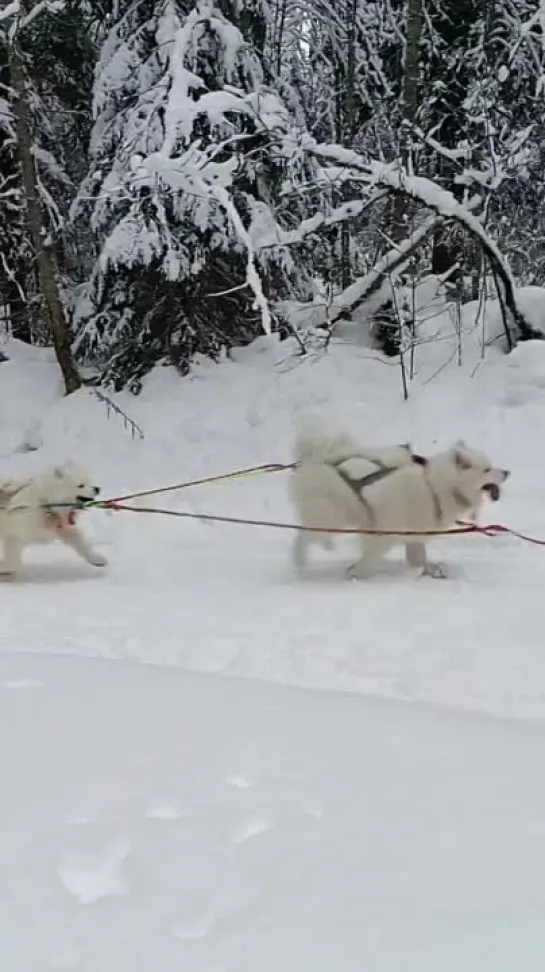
482 482 501 502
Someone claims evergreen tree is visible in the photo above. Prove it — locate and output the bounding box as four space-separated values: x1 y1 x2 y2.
72 0 308 392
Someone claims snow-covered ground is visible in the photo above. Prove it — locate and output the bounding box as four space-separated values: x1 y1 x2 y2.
4 651 545 972
3 282 545 967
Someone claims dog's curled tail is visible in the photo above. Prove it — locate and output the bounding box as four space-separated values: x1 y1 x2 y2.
294 422 361 465
294 421 415 470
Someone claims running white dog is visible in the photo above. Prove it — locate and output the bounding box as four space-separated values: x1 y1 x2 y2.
289 427 509 579
0 463 107 578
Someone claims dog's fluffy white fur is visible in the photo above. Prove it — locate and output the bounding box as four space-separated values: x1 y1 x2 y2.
0 462 107 578
289 426 509 579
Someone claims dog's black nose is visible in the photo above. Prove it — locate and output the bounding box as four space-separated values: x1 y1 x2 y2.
94 486 101 495
502 469 510 480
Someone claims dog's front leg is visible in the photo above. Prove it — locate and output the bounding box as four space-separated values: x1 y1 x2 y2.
348 536 392 580
405 541 448 579
0 536 24 578
293 529 309 571
59 528 108 568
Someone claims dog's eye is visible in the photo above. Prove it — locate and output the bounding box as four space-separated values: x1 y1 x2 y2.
78 483 86 489
483 467 491 475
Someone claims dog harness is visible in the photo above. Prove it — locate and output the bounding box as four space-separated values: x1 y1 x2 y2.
333 458 395 490
45 508 78 530
331 452 437 529
331 458 398 527
422 471 443 524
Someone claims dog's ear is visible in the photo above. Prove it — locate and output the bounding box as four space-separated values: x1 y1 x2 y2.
453 449 472 471
412 453 428 466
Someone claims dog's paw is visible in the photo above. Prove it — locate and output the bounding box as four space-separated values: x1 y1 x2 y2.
421 560 448 579
88 552 108 568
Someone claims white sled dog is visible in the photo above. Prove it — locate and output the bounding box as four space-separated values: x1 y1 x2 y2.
289 427 509 579
0 463 107 578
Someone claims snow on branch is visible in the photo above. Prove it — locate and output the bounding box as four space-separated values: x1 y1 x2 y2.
73 0 300 366
299 139 543 342
0 0 65 41
330 211 443 323
0 2 18 26
253 192 389 251
404 123 505 193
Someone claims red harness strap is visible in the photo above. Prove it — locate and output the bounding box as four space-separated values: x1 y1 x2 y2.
47 509 78 530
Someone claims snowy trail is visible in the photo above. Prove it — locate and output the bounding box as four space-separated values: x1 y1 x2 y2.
3 651 545 972
2 477 545 721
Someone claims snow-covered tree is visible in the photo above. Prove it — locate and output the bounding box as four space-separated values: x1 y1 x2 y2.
1 0 542 389
474 0 545 285
410 0 545 283
0 56 30 340
273 0 404 293
72 0 313 392
0 0 92 390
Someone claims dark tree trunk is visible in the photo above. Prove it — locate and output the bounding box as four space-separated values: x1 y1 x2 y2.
10 47 81 394
427 0 482 276
390 0 423 242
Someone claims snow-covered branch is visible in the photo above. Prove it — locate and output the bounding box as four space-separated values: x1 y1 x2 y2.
0 0 65 41
299 139 543 342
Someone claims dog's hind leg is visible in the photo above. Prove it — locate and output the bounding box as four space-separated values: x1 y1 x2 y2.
0 537 24 578
405 541 448 579
348 536 393 580
293 528 312 571
293 528 334 571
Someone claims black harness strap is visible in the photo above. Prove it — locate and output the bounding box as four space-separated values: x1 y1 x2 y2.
332 459 396 527
332 458 393 492
423 472 443 524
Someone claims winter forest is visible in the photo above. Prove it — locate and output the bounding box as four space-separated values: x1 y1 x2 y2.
7 4 545 959
2 0 545 394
